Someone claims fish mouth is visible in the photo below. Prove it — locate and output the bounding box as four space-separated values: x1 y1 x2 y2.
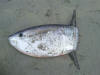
8 35 13 47
8 33 15 38
8 32 18 43
8 34 14 43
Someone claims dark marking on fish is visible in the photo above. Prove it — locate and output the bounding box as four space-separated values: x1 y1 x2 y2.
38 44 46 51
48 52 52 54
29 35 33 37
31 40 35 43
19 33 23 37
35 29 49 35
26 51 29 52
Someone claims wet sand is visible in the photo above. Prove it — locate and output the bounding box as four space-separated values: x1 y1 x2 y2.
0 0 100 75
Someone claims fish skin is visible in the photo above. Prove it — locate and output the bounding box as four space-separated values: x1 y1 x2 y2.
8 24 78 57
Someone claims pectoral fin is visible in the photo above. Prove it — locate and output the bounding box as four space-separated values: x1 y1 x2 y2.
69 51 80 70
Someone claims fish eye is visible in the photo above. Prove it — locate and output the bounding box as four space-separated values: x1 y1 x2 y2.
19 33 23 37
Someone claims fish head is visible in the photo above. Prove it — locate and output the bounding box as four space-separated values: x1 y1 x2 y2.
8 31 28 51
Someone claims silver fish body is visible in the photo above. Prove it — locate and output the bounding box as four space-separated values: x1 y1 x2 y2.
9 25 78 57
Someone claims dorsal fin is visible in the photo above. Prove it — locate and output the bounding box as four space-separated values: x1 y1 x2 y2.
69 9 77 27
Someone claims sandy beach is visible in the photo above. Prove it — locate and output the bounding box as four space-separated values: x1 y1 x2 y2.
0 0 100 75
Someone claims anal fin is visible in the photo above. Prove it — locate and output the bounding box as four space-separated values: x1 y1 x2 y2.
69 51 80 70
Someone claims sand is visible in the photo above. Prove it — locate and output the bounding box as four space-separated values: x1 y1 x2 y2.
0 0 100 75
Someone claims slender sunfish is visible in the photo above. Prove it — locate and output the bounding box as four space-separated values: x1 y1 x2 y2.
8 10 80 70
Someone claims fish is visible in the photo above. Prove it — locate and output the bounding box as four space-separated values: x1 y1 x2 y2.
8 10 80 70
